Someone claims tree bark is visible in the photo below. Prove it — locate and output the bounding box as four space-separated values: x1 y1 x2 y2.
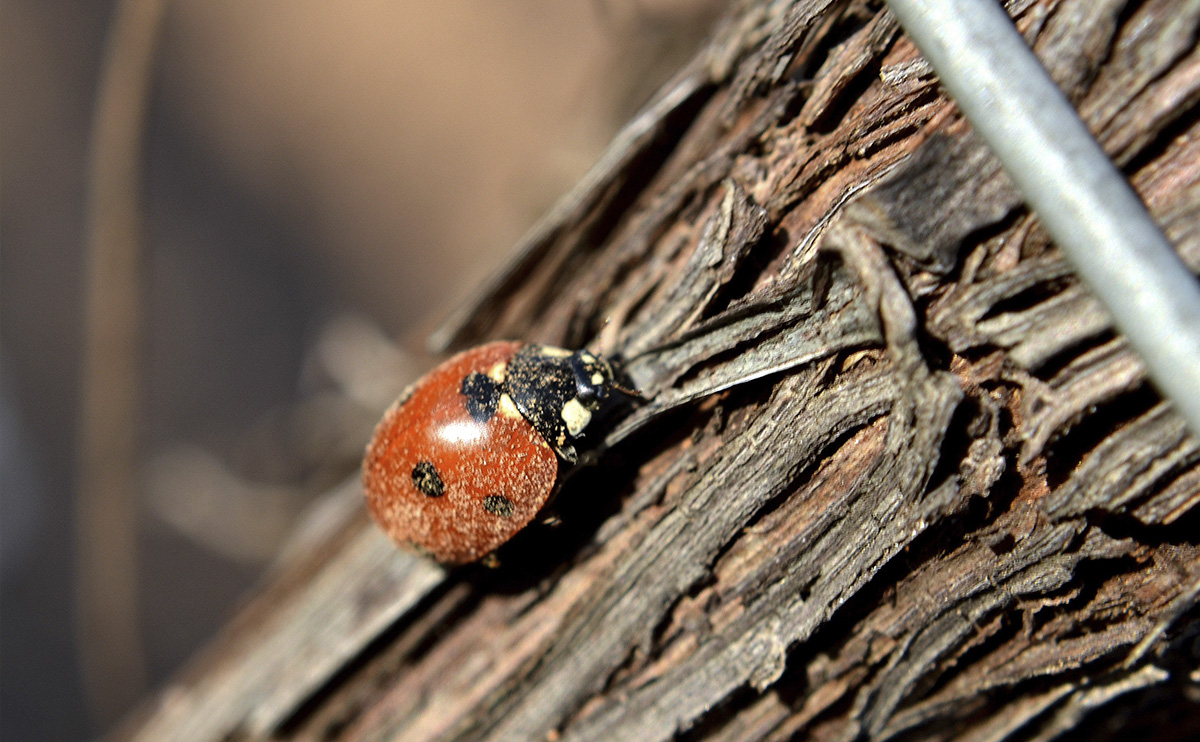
117 0 1200 740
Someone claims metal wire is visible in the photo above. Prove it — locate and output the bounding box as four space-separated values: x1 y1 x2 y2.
885 0 1200 436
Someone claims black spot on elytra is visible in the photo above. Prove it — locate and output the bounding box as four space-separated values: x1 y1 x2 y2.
483 494 515 518
412 461 445 497
461 372 500 422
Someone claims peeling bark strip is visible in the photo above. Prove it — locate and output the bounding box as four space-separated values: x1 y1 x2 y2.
120 1 1200 741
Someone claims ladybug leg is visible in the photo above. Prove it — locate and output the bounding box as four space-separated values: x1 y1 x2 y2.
556 441 579 465
574 447 601 468
481 553 501 569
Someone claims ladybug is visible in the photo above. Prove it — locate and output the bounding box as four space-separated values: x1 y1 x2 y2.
362 341 631 564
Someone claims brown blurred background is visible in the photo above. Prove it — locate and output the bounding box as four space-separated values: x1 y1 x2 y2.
0 1 720 738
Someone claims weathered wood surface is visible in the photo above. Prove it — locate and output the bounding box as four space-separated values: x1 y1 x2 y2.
118 0 1200 740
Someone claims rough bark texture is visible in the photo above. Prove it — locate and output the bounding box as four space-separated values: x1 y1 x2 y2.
118 0 1200 740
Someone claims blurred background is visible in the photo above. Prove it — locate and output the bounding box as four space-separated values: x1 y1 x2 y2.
0 1 720 738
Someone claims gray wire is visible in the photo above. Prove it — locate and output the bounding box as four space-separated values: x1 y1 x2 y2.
884 0 1200 437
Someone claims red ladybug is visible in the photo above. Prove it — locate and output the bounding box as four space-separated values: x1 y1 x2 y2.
362 341 628 564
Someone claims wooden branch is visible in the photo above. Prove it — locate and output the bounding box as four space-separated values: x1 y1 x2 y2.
116 0 1200 740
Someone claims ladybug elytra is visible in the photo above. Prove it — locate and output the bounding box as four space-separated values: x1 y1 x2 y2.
362 341 630 564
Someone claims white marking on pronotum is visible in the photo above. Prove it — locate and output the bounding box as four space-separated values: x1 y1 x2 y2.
497 393 522 419
561 398 593 437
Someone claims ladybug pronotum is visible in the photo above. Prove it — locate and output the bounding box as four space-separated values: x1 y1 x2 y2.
362 341 627 564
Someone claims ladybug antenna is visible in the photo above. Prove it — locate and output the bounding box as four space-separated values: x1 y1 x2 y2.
600 353 644 401
610 379 644 400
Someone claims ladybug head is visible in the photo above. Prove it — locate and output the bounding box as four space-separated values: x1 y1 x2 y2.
568 350 616 410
